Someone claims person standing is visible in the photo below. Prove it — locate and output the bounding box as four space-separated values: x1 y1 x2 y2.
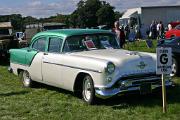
112 21 125 48
168 23 172 31
125 24 130 40
157 21 164 38
135 24 141 40
150 20 157 39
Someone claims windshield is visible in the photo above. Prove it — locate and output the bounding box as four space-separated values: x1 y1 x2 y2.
63 34 119 52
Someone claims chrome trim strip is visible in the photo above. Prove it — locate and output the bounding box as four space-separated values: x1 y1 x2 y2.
125 77 161 82
43 61 102 73
122 77 161 82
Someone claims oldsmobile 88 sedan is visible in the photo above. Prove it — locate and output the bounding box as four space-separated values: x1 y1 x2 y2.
9 29 173 104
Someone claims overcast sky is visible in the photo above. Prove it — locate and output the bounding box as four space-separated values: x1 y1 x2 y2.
0 0 180 18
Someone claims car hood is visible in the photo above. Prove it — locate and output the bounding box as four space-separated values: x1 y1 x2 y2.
71 49 156 75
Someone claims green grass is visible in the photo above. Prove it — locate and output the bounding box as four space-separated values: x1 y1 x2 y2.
124 40 157 53
0 41 180 120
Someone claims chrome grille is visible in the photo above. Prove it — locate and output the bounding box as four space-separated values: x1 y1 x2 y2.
113 73 161 88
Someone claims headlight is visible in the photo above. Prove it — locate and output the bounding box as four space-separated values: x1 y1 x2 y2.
106 62 115 74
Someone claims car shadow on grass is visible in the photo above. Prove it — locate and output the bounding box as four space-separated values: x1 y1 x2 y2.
97 85 180 109
0 91 29 97
34 82 75 96
32 81 180 108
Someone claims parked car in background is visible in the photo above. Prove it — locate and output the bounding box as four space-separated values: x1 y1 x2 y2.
169 21 180 28
0 22 17 60
9 29 173 104
165 24 180 39
157 37 180 76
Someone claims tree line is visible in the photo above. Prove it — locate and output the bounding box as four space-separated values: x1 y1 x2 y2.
0 0 123 31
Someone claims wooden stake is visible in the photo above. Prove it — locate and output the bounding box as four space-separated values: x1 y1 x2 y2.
162 74 167 113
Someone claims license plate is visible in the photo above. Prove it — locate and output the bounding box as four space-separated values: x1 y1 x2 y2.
140 83 152 94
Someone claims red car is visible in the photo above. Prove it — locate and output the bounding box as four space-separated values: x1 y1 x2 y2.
165 23 180 39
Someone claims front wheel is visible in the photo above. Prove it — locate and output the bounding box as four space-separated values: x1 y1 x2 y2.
20 71 34 87
82 75 96 104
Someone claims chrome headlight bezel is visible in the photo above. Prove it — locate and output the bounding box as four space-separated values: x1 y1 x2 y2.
105 62 115 74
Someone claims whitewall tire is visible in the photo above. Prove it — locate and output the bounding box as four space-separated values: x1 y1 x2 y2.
20 71 34 87
82 75 96 104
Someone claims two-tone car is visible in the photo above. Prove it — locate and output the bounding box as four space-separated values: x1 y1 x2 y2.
9 29 173 104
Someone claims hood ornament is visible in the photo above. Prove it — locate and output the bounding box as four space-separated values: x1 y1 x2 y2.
137 61 147 69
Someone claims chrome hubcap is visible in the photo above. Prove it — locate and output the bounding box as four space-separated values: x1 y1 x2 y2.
23 71 30 86
83 78 91 101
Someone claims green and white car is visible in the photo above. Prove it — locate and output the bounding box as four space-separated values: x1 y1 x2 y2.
9 29 173 104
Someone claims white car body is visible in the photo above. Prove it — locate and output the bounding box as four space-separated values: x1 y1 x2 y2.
9 29 173 101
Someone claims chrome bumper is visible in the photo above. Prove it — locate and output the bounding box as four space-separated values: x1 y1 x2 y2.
95 80 174 99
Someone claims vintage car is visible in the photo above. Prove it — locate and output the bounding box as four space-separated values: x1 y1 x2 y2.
158 37 180 76
165 24 180 39
9 29 173 104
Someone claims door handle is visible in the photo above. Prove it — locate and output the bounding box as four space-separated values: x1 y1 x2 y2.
44 52 48 55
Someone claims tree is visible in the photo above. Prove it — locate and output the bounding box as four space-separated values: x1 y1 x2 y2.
69 10 79 27
96 2 115 28
69 0 115 28
23 16 38 25
114 11 123 21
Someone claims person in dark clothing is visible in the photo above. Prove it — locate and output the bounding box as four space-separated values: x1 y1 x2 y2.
125 24 130 40
150 20 157 39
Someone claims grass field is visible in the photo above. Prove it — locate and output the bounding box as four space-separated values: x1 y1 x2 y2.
0 40 180 120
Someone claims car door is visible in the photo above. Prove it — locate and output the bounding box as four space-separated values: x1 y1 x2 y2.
42 36 64 87
28 36 47 82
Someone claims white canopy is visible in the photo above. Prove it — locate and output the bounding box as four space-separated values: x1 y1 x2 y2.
121 8 141 19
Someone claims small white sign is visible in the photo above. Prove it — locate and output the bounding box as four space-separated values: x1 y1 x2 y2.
156 47 172 74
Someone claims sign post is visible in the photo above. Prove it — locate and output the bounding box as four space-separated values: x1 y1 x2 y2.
156 47 172 113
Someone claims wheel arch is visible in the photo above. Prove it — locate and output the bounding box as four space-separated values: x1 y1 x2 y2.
17 68 24 75
73 72 92 92
171 35 176 39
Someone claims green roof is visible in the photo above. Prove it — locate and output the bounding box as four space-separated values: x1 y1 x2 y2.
32 29 112 40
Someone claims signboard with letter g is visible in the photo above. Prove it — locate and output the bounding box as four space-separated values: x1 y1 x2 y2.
156 48 172 74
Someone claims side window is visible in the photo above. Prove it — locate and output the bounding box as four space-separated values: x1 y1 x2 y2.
48 37 63 53
32 37 46 52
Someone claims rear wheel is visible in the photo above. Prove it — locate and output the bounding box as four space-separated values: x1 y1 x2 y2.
20 71 34 87
82 75 96 104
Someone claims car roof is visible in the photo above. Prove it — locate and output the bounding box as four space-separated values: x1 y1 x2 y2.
32 29 112 40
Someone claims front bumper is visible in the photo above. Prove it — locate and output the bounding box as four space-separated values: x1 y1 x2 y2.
95 80 174 99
